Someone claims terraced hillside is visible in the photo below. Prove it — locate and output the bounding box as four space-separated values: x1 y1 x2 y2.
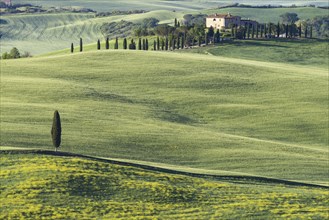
12 0 329 11
1 152 328 219
0 10 183 55
1 49 328 186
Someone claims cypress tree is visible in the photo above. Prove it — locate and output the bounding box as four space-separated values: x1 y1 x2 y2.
153 40 156 50
298 24 302 38
243 26 247 39
260 24 263 38
157 36 160 50
129 39 136 50
235 26 238 39
177 36 180 49
304 25 308 38
97 39 101 50
106 37 109 49
252 25 255 38
169 38 172 50
161 38 165 50
51 110 62 152
264 24 267 38
310 26 312 38
138 38 142 50
80 38 83 52
268 23 272 36
216 29 220 43
174 18 177 27
289 24 293 38
115 37 119 49
165 37 169 50
146 39 149 50
285 24 288 38
181 36 184 49
123 38 127 49
247 24 250 39
71 43 74 53
277 22 280 38
172 38 176 50
143 39 146 50
177 21 180 27
256 24 259 38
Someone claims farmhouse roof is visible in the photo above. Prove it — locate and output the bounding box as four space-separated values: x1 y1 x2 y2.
207 13 240 19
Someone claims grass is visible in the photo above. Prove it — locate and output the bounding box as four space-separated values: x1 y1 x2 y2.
1 49 328 185
178 38 329 68
203 6 329 23
1 152 328 219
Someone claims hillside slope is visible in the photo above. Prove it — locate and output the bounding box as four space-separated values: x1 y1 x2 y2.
1 152 328 219
1 50 327 185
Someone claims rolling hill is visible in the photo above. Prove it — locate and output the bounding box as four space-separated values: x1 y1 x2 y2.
0 6 327 55
1 151 328 219
1 48 328 186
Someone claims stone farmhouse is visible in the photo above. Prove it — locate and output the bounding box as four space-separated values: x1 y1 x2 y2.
206 13 258 29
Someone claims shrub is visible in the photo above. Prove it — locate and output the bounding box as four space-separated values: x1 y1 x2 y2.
9 47 20 58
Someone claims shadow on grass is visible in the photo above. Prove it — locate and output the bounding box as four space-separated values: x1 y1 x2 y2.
1 149 328 189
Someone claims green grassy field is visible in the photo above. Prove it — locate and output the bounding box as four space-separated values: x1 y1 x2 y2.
1 48 328 186
1 152 328 219
179 39 329 69
204 6 329 23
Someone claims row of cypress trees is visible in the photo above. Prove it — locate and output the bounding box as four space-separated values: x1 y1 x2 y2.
72 34 218 53
231 23 313 39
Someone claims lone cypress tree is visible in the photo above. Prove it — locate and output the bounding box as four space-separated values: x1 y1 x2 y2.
174 18 177 27
106 37 109 49
80 38 83 52
71 43 74 53
51 110 62 152
138 38 142 50
97 39 101 50
115 37 119 49
123 38 127 49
